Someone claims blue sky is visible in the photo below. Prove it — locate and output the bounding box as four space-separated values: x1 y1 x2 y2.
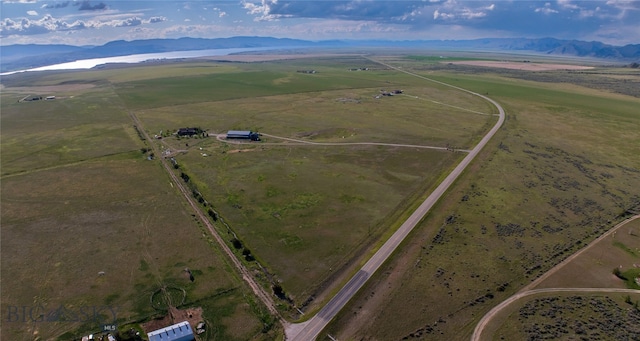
1 0 639 46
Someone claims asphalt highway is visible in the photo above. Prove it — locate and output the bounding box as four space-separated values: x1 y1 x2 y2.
286 60 506 341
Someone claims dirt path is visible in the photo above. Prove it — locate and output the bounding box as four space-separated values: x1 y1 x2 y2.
117 88 281 320
471 214 640 341
212 133 471 152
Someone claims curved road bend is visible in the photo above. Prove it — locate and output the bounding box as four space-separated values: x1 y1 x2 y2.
472 214 640 341
471 288 640 341
286 60 506 341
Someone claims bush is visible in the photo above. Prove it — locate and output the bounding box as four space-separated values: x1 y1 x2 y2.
613 267 627 280
231 238 242 249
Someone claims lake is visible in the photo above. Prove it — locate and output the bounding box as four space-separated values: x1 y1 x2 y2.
1 46 288 75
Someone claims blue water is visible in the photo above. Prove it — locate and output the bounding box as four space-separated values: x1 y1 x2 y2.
1 46 286 75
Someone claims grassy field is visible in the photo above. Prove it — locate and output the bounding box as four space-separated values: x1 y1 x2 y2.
0 86 135 176
1 79 278 340
4 52 638 341
1 54 495 338
324 58 640 340
122 56 496 313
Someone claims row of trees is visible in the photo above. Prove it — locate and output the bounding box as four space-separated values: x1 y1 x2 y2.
175 159 290 304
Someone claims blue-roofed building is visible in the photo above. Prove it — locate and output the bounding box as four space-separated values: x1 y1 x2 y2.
147 321 195 341
226 130 260 141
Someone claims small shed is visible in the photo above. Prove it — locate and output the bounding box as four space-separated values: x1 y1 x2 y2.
147 321 195 341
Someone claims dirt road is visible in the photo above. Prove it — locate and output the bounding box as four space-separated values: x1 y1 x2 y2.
471 214 640 341
124 109 281 319
212 132 471 152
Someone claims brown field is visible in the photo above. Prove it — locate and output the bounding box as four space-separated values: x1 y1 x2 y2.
446 60 594 71
533 218 640 289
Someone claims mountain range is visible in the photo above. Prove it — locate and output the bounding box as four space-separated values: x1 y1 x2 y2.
1 36 639 73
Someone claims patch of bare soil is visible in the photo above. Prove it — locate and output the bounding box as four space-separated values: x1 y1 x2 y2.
141 307 204 334
227 149 256 154
445 61 594 71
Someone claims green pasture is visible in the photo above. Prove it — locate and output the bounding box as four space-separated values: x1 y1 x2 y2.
179 144 461 300
5 53 637 341
128 56 493 308
326 63 640 340
1 73 278 340
1 55 495 338
112 59 461 110
0 158 271 340
0 87 136 176
137 87 494 149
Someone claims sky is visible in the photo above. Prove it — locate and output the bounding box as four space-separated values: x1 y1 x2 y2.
1 0 639 46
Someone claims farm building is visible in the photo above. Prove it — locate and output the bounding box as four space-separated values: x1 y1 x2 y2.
177 128 199 137
147 321 194 341
226 130 260 141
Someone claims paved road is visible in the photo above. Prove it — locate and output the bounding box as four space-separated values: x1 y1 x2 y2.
471 215 640 341
286 60 506 341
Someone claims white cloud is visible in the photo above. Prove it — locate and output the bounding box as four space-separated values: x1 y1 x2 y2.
212 7 227 18
148 16 166 24
577 7 600 18
605 0 640 11
0 13 168 37
433 0 493 20
27 10 38 16
1 14 88 36
400 9 422 21
557 0 580 10
242 0 283 21
535 3 559 15
460 8 488 19
433 9 455 20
